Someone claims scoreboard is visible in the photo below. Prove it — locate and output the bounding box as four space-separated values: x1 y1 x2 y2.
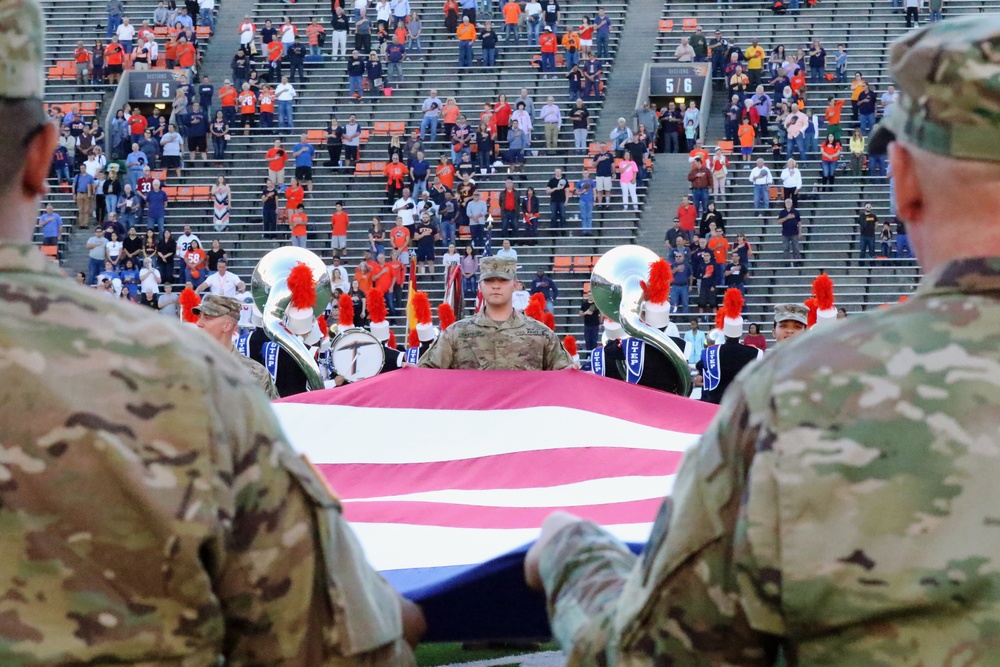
127 71 182 102
648 64 710 98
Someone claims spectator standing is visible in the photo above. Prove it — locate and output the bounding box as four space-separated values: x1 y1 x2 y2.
539 26 558 77
330 201 350 258
331 6 349 57
857 202 878 259
857 82 877 135
530 269 559 311
618 152 639 211
905 0 922 27
545 168 568 232
265 139 288 185
808 39 826 83
74 164 96 229
288 204 309 248
540 97 562 151
261 179 278 239
609 117 632 156
593 7 610 59
543 0 559 32
503 0 521 44
521 187 540 241
275 77 297 129
820 134 842 191
456 16 476 68
848 128 865 177
687 157 711 215
291 134 316 192
778 198 802 259
37 204 62 246
287 37 308 84
386 35 405 82
86 225 108 284
413 213 439 275
576 169 596 235
347 50 366 100
480 21 498 69
779 158 802 206
748 158 773 213
689 26 707 62
460 245 479 297
466 192 488 249
579 292 600 350
670 252 691 314
421 90 443 142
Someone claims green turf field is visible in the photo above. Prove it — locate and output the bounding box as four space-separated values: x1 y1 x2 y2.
416 642 559 666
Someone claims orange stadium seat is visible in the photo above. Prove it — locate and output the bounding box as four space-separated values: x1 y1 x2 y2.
307 129 325 142
717 140 734 154
369 162 386 175
176 187 194 201
682 18 698 31
658 19 674 32
553 256 574 273
388 121 406 135
40 245 58 259
354 163 372 175
192 186 211 201
373 121 391 136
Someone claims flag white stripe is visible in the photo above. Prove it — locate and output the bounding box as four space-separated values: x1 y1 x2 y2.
352 522 654 571
349 475 677 508
274 404 698 464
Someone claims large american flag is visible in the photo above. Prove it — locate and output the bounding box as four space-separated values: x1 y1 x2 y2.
272 368 717 640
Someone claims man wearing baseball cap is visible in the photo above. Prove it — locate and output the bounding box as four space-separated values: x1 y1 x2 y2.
420 257 571 369
771 302 808 344
525 16 1000 665
0 1 425 661
194 295 279 399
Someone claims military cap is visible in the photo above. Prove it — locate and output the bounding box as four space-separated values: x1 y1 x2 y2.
479 257 517 281
0 0 45 99
773 303 809 325
869 14 1000 161
192 295 242 319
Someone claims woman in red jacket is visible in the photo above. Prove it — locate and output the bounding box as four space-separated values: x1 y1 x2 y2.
493 93 513 144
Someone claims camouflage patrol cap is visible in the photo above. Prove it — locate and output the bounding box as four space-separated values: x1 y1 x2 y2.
479 257 517 281
773 303 809 326
192 295 242 319
869 14 1000 161
0 0 46 99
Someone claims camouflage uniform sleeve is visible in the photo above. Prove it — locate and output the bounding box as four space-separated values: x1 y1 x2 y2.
537 379 782 667
544 330 574 370
417 326 456 369
210 372 411 664
236 353 280 400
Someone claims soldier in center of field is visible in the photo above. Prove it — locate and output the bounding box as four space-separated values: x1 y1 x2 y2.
194 294 280 399
419 257 572 370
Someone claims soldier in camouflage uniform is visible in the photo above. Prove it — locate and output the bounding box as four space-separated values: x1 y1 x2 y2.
419 257 572 370
523 15 1000 665
0 1 424 663
194 294 280 400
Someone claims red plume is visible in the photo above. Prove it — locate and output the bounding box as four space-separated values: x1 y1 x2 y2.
338 293 354 327
714 307 726 332
388 331 397 349
563 335 578 356
642 259 672 305
179 287 200 323
722 288 744 320
804 297 818 328
529 292 547 311
407 328 420 348
812 274 834 311
317 315 329 337
413 291 432 325
525 301 544 322
368 289 388 323
438 303 456 330
898 295 908 303
542 311 555 331
287 263 317 310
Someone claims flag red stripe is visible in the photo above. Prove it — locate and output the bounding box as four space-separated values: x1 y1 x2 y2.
279 368 718 433
342 497 664 529
316 448 682 498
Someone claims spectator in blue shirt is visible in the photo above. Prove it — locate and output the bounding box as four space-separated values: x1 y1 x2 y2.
683 318 706 364
145 179 169 236
52 145 71 184
198 76 215 114
409 150 430 198
386 36 406 84
529 269 559 311
575 170 596 235
37 204 63 246
582 54 603 100
593 8 611 60
670 252 691 314
183 102 209 162
291 134 317 191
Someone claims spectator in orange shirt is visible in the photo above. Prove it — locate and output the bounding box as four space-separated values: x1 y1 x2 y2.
386 249 406 315
824 96 846 141
74 41 93 85
331 201 349 258
738 117 756 163
104 36 125 85
284 177 305 218
436 155 456 189
258 84 276 130
561 29 581 69
265 139 288 184
677 195 696 241
164 33 178 69
306 17 326 57
384 154 408 204
502 0 521 45
288 204 308 248
456 16 476 68
218 79 237 126
707 228 729 265
238 82 257 134
389 219 412 264
266 38 284 83
539 26 557 76
176 36 198 76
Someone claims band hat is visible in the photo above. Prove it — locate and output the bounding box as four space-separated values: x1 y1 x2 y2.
603 317 624 339
370 320 391 341
192 295 242 319
416 322 437 342
643 302 672 329
0 0 45 100
869 14 1000 161
773 303 809 326
285 306 314 335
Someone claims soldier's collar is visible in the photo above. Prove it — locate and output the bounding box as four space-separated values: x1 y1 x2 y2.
0 243 66 278
917 257 1000 297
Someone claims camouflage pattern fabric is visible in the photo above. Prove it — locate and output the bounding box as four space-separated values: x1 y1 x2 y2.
0 0 46 100
538 257 1000 665
418 310 572 370
232 347 281 400
0 243 411 666
870 14 1000 161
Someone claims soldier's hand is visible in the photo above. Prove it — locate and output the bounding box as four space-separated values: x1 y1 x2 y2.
524 511 584 591
400 595 427 647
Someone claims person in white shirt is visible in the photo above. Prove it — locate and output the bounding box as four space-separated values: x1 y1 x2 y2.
376 0 392 25
512 280 531 311
747 158 773 213
539 97 562 150
175 225 201 256
441 243 461 277
84 150 107 178
116 17 136 52
674 37 695 62
495 239 518 261
139 257 161 294
198 0 216 34
275 78 297 129
235 283 257 328
196 259 244 297
393 189 417 227
524 0 542 45
279 17 297 55
328 258 351 293
779 159 803 206
239 16 255 50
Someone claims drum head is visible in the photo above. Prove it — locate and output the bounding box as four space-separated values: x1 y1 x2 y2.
331 329 386 382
